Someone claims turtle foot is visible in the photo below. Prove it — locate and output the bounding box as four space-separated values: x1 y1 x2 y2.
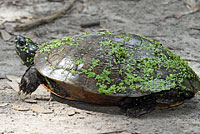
120 96 156 117
19 66 42 95
126 106 155 117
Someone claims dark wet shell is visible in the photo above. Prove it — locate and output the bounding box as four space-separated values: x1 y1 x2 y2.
34 32 200 98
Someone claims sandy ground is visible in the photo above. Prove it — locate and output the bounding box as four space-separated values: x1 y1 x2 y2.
0 0 200 133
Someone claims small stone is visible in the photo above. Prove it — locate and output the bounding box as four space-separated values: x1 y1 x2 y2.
67 109 76 116
77 63 84 71
0 30 11 40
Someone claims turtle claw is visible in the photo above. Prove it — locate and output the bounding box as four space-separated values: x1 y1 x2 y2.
18 87 29 96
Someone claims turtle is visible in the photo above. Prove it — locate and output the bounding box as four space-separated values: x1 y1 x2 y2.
15 31 200 117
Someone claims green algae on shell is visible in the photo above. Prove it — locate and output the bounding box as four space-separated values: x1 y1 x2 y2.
35 31 199 96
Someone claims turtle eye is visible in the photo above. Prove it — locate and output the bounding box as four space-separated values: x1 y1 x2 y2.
15 35 26 47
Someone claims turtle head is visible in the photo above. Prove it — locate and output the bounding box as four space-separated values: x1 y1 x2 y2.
15 35 39 67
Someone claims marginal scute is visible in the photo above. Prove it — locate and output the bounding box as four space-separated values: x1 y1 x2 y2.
49 69 67 82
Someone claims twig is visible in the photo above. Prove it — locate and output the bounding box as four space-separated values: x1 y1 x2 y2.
144 35 167 38
190 27 200 30
99 130 140 134
167 46 183 50
14 0 76 31
99 130 125 134
184 58 200 63
67 25 84 31
48 0 64 2
160 8 199 21
160 0 200 21
80 21 100 28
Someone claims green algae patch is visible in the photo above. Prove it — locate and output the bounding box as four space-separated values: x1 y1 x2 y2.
77 32 198 94
39 36 78 54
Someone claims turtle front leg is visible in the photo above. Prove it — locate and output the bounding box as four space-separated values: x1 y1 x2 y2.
19 66 44 95
120 96 156 117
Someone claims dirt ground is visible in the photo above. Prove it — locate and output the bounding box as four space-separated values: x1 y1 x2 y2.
0 0 200 133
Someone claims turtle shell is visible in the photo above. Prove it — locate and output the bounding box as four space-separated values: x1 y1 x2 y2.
34 31 200 104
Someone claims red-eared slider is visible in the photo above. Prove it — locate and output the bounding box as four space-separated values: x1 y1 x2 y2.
15 31 200 117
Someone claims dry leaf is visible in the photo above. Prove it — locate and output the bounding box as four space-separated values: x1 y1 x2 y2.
24 99 37 104
0 30 11 40
7 81 20 92
0 103 8 107
6 75 21 83
12 104 29 111
30 106 53 114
